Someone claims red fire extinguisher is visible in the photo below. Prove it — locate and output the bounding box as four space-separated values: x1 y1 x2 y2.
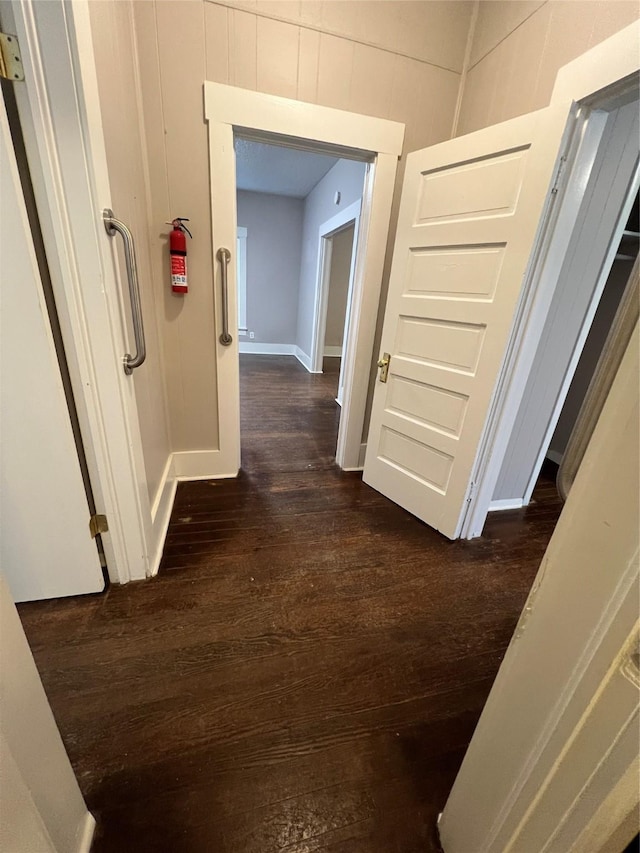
168 218 192 294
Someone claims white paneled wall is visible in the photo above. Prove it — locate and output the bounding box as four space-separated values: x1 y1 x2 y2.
89 1 172 506
132 0 471 453
457 1 640 135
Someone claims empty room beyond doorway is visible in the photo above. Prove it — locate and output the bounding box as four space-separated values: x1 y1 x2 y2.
235 137 365 469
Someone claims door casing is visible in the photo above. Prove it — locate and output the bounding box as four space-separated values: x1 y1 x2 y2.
205 83 404 473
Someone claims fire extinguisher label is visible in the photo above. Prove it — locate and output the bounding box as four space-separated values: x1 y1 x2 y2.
171 255 187 289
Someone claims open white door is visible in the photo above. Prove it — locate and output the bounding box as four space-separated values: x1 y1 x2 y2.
0 89 104 602
363 106 571 539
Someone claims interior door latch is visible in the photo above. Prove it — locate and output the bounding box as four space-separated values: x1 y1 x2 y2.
377 352 390 383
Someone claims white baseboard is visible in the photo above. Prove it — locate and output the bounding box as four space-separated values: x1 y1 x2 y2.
324 345 342 357
171 449 238 481
295 346 320 373
145 450 238 577
546 449 563 465
148 454 178 577
77 813 96 853
358 442 367 468
488 497 525 512
239 342 296 355
341 442 367 472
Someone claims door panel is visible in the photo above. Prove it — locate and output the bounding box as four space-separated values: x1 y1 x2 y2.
364 107 570 539
0 91 104 601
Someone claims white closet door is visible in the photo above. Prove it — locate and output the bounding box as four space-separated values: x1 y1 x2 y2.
0 90 104 602
363 106 569 539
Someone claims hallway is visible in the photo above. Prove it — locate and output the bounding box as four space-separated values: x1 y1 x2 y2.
17 355 563 852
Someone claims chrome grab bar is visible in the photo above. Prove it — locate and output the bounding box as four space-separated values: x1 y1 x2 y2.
103 208 146 375
217 246 233 346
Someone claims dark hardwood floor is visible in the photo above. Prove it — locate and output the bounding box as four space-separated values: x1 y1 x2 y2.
18 355 563 852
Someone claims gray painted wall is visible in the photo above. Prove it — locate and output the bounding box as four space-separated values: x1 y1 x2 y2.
548 258 633 460
324 224 355 351
236 190 304 345
296 159 366 357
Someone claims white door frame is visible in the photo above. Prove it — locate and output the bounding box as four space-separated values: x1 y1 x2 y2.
310 199 361 376
236 226 248 334
461 22 640 539
5 0 151 582
204 83 404 472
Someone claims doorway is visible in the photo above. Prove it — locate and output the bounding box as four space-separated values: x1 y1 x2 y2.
486 96 639 520
233 135 366 469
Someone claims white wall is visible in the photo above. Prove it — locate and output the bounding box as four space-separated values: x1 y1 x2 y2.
324 224 355 352
0 575 94 852
297 159 366 358
236 190 304 346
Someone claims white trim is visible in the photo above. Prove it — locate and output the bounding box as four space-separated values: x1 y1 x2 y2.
461 24 640 539
294 346 315 373
239 342 297 355
341 442 367 472
204 83 403 475
205 84 404 156
488 498 524 512
171 449 237 481
148 455 177 577
7 0 151 582
310 200 361 373
545 449 563 466
324 345 342 357
236 225 248 332
77 813 96 853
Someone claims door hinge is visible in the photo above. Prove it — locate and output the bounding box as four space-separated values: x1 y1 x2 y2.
550 154 567 195
466 481 476 504
89 514 109 538
0 32 24 81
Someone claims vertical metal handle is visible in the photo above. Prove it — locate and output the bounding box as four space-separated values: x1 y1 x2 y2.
103 209 146 374
217 247 233 346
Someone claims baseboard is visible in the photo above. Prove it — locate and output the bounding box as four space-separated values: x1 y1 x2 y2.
324 345 342 357
146 451 238 577
148 454 177 577
546 449 563 465
77 813 96 853
341 442 367 472
239 342 296 355
171 449 238 481
295 346 318 373
488 498 525 512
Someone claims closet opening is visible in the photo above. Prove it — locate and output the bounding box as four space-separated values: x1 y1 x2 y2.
485 95 639 525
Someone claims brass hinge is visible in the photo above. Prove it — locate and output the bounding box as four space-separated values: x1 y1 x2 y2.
89 514 109 538
0 32 24 81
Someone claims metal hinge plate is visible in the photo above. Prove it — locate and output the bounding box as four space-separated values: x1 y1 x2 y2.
89 514 109 538
0 32 24 81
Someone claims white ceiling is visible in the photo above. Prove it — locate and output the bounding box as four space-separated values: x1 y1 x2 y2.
235 137 339 198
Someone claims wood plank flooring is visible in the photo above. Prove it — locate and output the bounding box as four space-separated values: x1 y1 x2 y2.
17 355 563 852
